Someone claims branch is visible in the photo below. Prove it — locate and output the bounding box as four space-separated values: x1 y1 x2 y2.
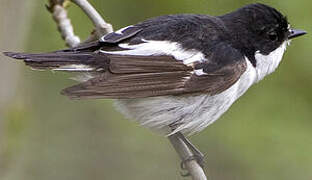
169 134 207 180
47 0 81 47
71 0 113 39
47 0 113 47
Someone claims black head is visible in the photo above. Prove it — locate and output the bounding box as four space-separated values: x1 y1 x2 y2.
221 3 306 65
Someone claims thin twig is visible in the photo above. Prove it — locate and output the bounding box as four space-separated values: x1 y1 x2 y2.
169 134 207 180
47 0 81 47
48 0 113 47
71 0 113 41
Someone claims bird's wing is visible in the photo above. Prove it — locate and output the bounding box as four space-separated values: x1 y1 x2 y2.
62 41 247 99
5 14 247 99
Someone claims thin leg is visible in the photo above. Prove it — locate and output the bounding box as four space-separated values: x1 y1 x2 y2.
168 133 207 179
176 132 205 168
168 124 205 163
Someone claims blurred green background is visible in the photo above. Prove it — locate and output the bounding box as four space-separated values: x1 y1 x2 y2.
0 0 311 179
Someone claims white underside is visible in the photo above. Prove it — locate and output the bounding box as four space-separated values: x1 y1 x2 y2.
114 41 287 136
115 59 257 135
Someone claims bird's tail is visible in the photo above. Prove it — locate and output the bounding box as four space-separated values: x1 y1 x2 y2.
3 42 108 72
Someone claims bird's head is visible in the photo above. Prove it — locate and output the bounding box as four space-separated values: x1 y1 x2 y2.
221 3 306 67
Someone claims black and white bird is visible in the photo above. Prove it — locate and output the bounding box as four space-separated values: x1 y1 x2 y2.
3 3 306 164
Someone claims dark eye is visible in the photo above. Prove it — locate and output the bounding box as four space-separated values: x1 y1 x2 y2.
268 31 278 41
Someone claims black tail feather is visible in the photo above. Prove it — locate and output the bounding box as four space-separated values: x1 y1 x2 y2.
3 41 107 71
3 50 109 72
3 52 32 60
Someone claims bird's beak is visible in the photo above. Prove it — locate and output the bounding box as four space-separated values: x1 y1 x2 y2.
288 29 307 39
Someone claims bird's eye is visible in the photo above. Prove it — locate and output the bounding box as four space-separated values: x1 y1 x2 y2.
268 31 278 41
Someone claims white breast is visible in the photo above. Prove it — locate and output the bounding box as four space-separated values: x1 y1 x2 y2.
254 41 287 81
115 58 257 136
113 41 288 136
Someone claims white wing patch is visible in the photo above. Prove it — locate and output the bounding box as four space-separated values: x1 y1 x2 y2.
114 25 134 35
100 39 208 75
100 25 134 42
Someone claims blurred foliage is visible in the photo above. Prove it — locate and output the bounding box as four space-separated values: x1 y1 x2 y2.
1 0 312 180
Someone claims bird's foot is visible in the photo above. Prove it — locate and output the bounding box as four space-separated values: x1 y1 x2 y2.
180 154 205 176
180 153 205 169
177 132 206 168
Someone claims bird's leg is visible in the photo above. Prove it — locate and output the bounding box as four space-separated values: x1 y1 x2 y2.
176 132 205 168
168 133 202 177
168 131 206 176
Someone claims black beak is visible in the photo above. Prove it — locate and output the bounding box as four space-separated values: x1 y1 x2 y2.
288 29 307 39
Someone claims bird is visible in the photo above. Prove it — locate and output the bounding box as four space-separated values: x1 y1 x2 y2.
3 3 306 167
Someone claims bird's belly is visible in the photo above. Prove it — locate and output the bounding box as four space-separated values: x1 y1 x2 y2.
114 59 257 135
115 88 237 135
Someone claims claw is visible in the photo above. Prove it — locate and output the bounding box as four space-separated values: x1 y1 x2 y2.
168 132 206 177
180 156 196 177
180 155 205 170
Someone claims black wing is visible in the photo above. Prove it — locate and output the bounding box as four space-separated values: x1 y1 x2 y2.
62 19 246 99
61 43 247 99
4 14 247 99
61 58 246 99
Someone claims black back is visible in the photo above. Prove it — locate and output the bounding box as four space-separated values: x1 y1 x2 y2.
104 3 290 67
